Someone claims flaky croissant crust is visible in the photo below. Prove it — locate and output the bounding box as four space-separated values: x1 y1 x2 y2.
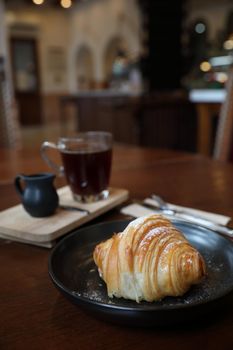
93 214 206 302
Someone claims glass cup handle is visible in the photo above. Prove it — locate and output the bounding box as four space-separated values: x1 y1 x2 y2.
41 141 64 176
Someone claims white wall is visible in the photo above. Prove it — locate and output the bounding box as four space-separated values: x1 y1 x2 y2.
5 0 142 94
4 0 233 95
38 10 70 94
68 0 142 92
0 0 14 100
6 8 70 94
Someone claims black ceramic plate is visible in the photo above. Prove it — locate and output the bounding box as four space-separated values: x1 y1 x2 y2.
48 219 233 327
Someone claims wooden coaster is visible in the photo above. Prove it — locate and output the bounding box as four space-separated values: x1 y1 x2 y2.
0 186 129 247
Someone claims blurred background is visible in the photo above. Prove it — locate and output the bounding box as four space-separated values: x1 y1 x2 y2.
0 0 233 155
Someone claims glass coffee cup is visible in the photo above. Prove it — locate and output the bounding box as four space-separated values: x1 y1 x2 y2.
41 131 113 203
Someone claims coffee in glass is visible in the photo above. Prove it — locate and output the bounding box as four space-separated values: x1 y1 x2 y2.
41 132 113 203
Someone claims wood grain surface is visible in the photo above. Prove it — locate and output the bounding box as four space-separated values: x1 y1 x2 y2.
0 187 128 245
0 145 233 350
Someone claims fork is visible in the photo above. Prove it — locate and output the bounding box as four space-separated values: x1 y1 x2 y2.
150 194 177 215
150 194 233 238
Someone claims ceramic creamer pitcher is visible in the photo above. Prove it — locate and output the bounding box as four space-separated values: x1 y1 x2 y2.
14 173 59 217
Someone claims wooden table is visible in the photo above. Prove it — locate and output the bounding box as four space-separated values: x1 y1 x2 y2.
0 144 233 349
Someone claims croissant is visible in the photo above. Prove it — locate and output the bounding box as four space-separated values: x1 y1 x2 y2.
93 214 206 302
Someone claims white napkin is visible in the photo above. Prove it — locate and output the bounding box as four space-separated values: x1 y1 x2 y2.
120 201 231 227
143 198 231 226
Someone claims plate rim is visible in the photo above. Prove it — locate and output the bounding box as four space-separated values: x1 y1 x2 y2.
48 218 233 311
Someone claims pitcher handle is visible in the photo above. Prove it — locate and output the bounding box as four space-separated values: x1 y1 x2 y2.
14 174 25 198
41 141 64 176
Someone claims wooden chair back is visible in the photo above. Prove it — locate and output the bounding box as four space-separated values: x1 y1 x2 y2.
0 73 21 149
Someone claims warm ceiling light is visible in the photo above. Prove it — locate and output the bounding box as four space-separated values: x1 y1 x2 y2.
32 0 44 5
215 72 228 84
200 61 211 72
60 0 72 8
223 39 233 50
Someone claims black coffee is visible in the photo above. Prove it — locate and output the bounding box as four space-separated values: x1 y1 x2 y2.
61 147 112 196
